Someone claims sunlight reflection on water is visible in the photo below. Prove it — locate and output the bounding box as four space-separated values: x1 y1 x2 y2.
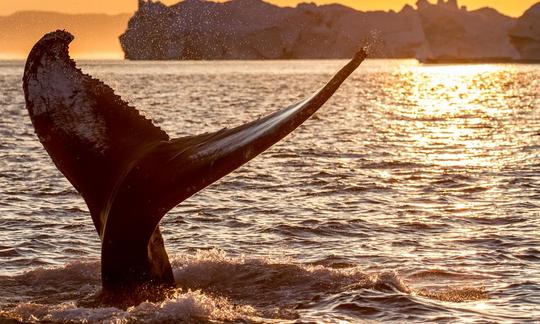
0 59 538 322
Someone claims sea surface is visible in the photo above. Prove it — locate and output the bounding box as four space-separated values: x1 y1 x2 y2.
0 59 539 323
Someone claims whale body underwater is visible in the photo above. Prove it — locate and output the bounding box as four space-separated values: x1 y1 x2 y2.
22 30 366 302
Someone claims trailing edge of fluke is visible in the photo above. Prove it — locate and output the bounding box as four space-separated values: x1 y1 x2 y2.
22 30 366 301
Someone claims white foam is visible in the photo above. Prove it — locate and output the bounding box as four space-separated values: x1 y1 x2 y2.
1 250 418 322
128 289 257 322
172 249 412 294
20 260 100 283
5 289 257 323
10 302 128 324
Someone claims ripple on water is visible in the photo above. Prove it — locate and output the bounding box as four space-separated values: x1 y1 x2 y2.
0 60 539 322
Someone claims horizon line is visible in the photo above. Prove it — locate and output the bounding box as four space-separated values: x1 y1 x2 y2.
0 0 532 18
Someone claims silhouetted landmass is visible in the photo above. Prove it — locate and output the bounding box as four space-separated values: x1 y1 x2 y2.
416 0 518 62
120 0 425 60
120 0 540 61
2 0 539 61
509 3 540 61
0 11 130 58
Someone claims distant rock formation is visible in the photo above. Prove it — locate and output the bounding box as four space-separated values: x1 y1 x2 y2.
119 0 540 61
416 0 519 62
509 3 540 61
120 0 426 60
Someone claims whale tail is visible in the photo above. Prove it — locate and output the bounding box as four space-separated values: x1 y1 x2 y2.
23 30 366 294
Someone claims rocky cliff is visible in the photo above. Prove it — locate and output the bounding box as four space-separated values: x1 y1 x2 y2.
119 0 540 61
509 3 540 61
417 0 519 61
120 0 426 60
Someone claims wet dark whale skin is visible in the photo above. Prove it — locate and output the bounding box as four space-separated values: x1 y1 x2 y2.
22 30 366 300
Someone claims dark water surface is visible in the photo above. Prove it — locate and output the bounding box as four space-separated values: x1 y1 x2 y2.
0 59 539 322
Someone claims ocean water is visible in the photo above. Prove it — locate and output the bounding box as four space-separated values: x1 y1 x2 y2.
0 59 539 323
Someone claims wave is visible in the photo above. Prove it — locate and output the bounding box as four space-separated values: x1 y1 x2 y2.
6 290 258 323
0 250 489 323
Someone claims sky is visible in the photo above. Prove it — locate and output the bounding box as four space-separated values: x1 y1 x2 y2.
0 0 538 17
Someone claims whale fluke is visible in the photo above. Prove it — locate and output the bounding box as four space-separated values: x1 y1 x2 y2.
23 30 366 297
